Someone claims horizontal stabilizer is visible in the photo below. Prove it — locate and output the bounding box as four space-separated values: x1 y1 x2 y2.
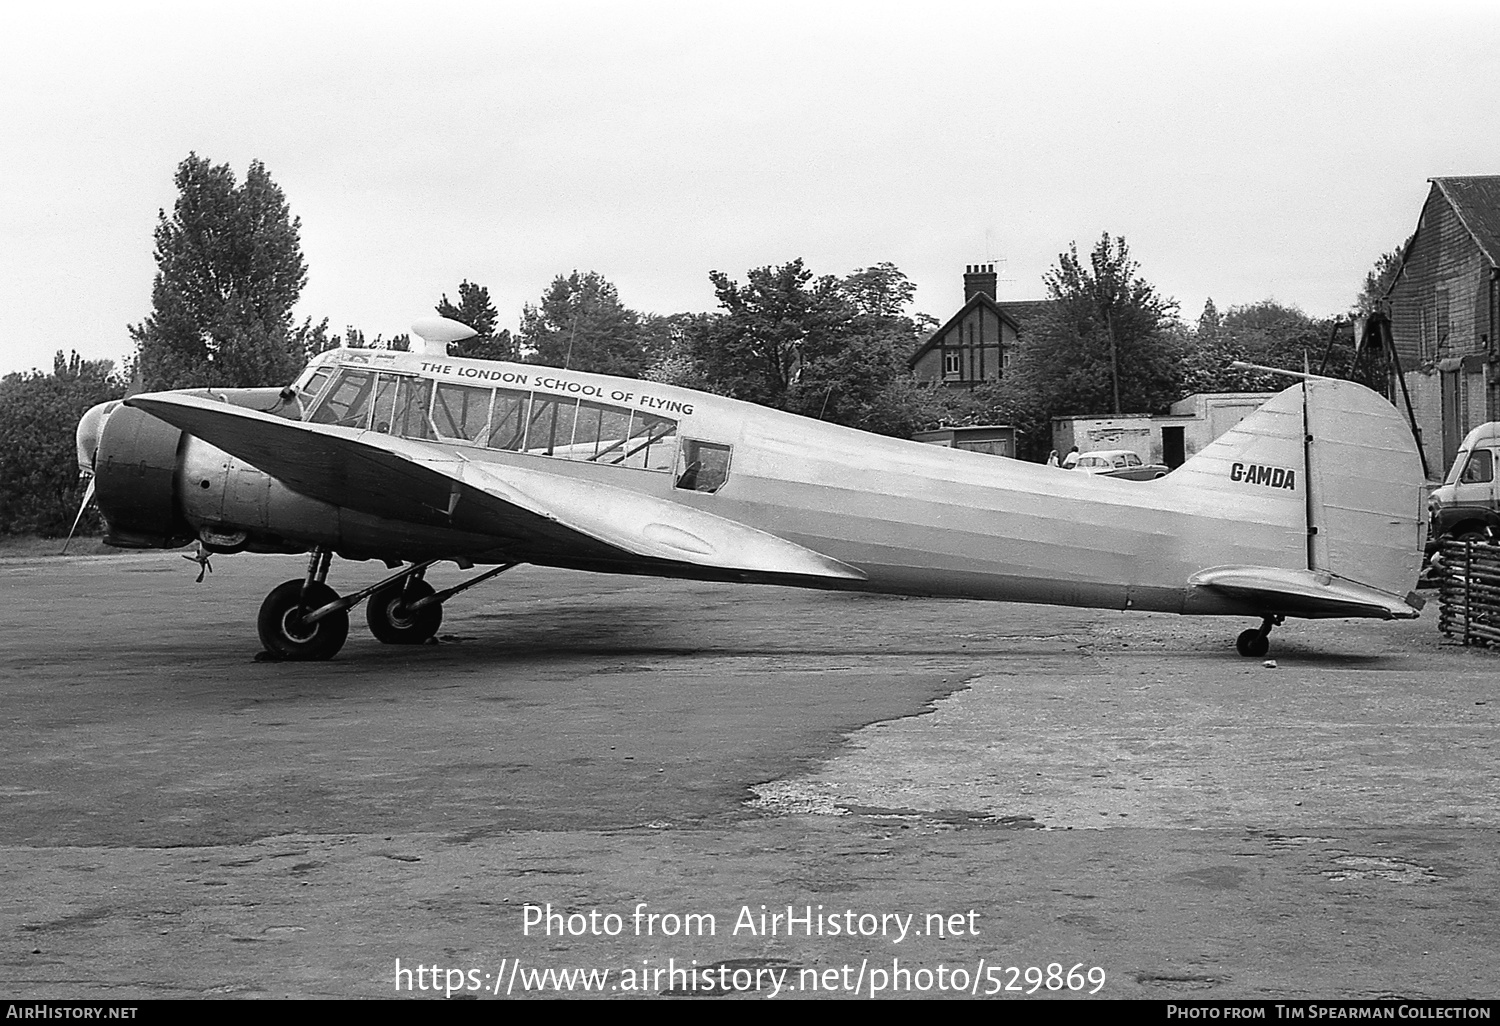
1189 564 1423 620
126 392 864 582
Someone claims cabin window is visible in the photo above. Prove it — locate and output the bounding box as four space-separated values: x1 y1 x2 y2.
674 440 732 493
391 376 434 439
312 364 684 474
487 389 531 451
534 402 681 469
616 411 678 471
368 374 395 433
309 369 377 428
363 373 434 439
524 394 581 455
432 382 493 443
1460 449 1493 484
571 401 634 463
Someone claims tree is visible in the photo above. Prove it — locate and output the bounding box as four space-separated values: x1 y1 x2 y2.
304 321 338 356
1181 300 1369 394
1035 234 1180 415
519 271 650 376
0 352 124 536
700 259 851 406
1355 239 1411 315
781 314 934 436
341 326 410 351
129 153 315 389
1197 297 1222 337
840 262 916 318
437 280 517 361
996 234 1181 460
641 313 716 391
690 258 939 436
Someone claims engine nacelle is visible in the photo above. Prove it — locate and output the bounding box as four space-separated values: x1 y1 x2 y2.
87 388 339 554
93 403 194 548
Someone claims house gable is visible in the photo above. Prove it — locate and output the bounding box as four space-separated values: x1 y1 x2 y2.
1385 179 1499 368
1384 176 1500 471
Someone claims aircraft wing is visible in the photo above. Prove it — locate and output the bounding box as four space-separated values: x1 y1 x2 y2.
1188 565 1424 620
125 393 866 582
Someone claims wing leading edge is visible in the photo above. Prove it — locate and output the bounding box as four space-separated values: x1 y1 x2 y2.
125 393 866 582
1188 565 1424 620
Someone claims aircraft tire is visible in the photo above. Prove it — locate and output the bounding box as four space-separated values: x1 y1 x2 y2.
258 580 349 661
366 580 443 644
1235 629 1269 658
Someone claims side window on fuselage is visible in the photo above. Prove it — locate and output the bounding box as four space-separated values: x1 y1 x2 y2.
487 389 531 451
432 382 492 443
674 440 732 493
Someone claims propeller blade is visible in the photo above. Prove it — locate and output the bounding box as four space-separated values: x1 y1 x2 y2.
60 476 97 555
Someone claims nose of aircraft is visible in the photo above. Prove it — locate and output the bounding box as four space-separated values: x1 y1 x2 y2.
76 399 121 480
65 399 122 553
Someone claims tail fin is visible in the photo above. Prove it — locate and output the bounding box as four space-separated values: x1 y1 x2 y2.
1171 378 1425 599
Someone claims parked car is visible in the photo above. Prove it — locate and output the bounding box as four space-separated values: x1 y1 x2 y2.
1071 449 1170 480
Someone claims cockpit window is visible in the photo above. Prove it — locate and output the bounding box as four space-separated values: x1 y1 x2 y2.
296 367 334 407
308 369 377 427
308 369 432 436
674 440 732 493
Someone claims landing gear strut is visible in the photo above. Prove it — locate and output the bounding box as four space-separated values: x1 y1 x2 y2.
254 554 520 660
1235 615 1282 658
257 549 347 661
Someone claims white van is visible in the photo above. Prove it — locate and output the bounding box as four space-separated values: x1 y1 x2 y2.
1427 422 1500 551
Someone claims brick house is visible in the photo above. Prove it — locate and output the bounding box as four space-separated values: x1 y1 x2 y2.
908 265 1047 387
1381 176 1500 472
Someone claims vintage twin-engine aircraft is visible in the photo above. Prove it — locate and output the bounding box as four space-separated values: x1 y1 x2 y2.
76 318 1426 661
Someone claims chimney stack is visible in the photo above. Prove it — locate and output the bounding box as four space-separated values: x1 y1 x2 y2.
964 263 997 302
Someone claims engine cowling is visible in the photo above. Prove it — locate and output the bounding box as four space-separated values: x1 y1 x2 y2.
82 388 339 553
92 402 194 548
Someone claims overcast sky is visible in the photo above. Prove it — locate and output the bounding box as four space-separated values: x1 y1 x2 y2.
2 0 1496 377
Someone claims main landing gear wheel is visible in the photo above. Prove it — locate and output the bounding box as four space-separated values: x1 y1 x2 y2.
1235 629 1270 658
257 580 349 661
366 579 443 644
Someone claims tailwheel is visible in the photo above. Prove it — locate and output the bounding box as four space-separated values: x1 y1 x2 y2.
1235 629 1269 658
1235 614 1280 658
366 579 443 644
258 580 349 661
